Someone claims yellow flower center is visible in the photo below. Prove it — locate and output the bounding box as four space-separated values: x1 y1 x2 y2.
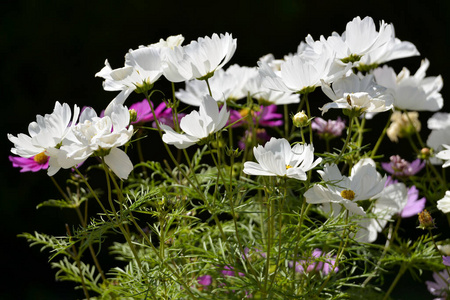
286 164 293 170
33 152 48 164
239 108 250 118
340 189 355 200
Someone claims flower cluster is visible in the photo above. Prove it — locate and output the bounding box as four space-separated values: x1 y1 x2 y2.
8 17 450 300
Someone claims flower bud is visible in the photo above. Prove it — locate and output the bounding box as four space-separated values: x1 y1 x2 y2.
419 147 432 160
418 209 435 230
129 109 137 123
292 111 308 128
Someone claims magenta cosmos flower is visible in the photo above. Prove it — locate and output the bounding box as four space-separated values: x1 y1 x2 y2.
228 104 283 128
289 248 338 275
9 154 49 172
311 117 346 139
381 155 425 177
129 99 175 127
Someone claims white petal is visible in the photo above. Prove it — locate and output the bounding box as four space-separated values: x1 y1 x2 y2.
104 148 133 179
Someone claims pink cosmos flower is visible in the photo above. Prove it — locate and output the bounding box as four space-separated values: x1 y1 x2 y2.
426 269 450 299
228 105 283 128
401 185 426 218
197 275 212 287
311 117 346 139
443 256 450 267
129 99 174 127
288 249 338 275
238 129 271 150
9 154 49 172
384 177 426 218
381 155 425 177
221 265 245 277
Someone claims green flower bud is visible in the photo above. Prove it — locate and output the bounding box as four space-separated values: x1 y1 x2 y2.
292 111 308 128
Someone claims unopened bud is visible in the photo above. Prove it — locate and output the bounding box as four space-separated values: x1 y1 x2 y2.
129 109 137 123
418 209 435 230
420 147 432 160
292 111 308 128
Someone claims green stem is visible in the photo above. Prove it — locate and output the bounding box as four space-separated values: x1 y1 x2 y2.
102 158 142 269
382 262 408 300
284 104 289 139
371 111 392 158
304 93 313 145
335 116 354 164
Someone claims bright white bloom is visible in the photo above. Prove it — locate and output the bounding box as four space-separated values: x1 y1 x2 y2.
243 138 321 181
436 145 450 168
176 64 256 106
320 73 393 115
48 102 134 179
324 16 393 62
161 95 230 149
258 48 348 94
437 191 450 213
96 47 164 113
304 158 386 216
146 34 185 50
258 53 286 72
427 113 450 162
373 59 443 111
355 181 408 243
428 112 450 130
245 72 300 105
358 25 419 67
163 33 237 82
8 102 80 176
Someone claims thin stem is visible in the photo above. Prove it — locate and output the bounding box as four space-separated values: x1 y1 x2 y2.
335 116 354 164
304 93 313 144
66 224 91 300
371 111 392 158
205 78 213 96
102 158 142 269
284 104 289 139
382 262 408 300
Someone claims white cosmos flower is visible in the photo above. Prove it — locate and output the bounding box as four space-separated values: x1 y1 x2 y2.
161 95 230 149
373 59 443 111
427 112 450 163
48 102 134 179
304 158 386 216
355 181 408 243
437 191 450 213
146 34 185 50
258 48 349 94
8 101 80 176
96 47 164 114
320 73 393 115
243 137 322 181
176 64 256 106
436 145 450 168
358 25 419 67
324 16 393 62
163 33 237 82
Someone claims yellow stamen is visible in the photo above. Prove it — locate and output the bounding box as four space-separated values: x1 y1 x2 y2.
340 189 355 200
239 108 250 118
286 164 293 170
33 152 48 164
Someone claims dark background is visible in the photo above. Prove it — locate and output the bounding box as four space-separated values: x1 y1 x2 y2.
1 0 450 299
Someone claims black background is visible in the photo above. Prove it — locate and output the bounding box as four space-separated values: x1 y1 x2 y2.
1 0 450 298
